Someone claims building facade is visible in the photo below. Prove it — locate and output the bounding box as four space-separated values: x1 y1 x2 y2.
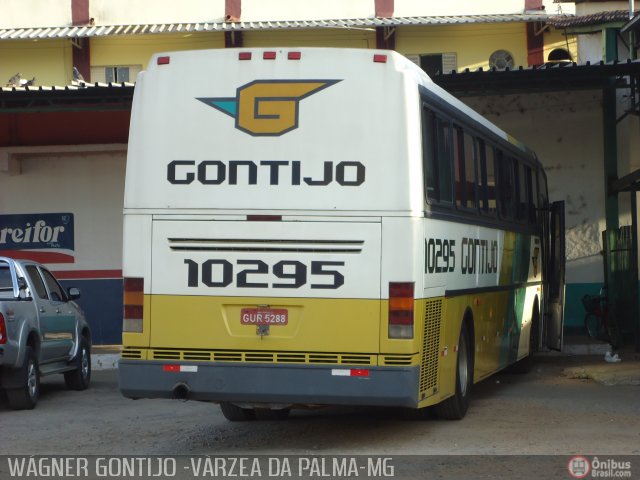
4 0 638 344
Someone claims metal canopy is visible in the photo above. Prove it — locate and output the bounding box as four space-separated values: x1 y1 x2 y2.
432 59 640 96
2 60 640 147
2 60 640 112
0 83 134 112
611 169 640 193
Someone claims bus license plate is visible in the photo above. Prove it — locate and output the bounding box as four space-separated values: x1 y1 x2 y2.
241 308 288 325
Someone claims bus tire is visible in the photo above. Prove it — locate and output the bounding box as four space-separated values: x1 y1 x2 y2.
220 402 257 421
6 347 40 410
435 322 473 420
64 338 92 390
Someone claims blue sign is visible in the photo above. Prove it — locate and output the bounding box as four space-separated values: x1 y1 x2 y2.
0 213 75 263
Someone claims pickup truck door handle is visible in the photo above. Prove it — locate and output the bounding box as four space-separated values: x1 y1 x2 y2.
55 308 60 314
39 307 45 313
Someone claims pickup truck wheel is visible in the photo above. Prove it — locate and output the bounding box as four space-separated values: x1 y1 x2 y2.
64 339 91 390
6 346 40 410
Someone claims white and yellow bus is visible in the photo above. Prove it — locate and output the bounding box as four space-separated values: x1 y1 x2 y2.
118 48 565 420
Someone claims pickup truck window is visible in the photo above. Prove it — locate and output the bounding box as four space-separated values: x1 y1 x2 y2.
0 266 13 298
0 266 11 288
25 265 48 300
41 268 67 302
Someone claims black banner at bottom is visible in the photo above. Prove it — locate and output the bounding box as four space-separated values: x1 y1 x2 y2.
0 455 636 480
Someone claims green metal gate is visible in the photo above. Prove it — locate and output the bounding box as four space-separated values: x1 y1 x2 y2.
602 226 639 347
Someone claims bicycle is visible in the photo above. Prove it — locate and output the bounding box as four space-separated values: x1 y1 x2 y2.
582 289 620 349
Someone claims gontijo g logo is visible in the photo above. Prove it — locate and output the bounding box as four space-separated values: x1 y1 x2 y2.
197 80 340 136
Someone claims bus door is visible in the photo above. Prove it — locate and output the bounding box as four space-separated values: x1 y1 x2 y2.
544 200 565 351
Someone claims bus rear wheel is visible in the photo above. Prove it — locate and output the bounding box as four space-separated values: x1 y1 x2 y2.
435 323 473 420
220 402 256 421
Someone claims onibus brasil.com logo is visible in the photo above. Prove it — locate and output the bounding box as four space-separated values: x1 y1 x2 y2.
568 456 632 478
197 79 340 136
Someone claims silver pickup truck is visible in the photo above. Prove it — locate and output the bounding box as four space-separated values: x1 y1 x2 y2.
0 256 91 409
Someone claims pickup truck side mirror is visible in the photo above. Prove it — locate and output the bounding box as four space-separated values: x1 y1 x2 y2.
17 277 27 291
67 287 81 300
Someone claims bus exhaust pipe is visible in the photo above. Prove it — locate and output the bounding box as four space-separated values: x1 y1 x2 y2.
172 383 191 400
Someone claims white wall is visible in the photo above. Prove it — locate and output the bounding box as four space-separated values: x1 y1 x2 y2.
464 91 640 288
0 0 578 30
0 151 125 273
90 0 225 25
395 0 525 17
576 31 634 63
543 1 575 15
242 0 372 21
0 0 71 28
575 1 630 15
578 33 603 63
464 91 607 284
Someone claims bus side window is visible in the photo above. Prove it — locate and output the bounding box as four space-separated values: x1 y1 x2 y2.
538 168 549 209
516 161 529 222
497 152 516 220
423 106 454 205
454 127 478 211
524 165 537 225
453 127 464 207
478 141 497 216
422 108 439 203
436 118 454 204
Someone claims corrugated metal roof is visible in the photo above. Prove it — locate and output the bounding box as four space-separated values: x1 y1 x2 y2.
548 10 635 28
0 82 134 93
0 82 135 112
0 13 559 40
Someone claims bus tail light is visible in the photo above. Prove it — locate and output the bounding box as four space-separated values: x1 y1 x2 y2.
388 282 414 339
0 313 6 344
123 277 144 333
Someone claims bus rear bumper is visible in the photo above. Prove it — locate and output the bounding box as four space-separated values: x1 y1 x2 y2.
118 360 420 408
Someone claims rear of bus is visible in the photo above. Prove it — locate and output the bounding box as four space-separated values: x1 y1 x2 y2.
118 48 434 412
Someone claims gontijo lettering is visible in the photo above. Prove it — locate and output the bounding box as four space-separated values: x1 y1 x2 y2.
167 160 365 186
425 237 498 275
